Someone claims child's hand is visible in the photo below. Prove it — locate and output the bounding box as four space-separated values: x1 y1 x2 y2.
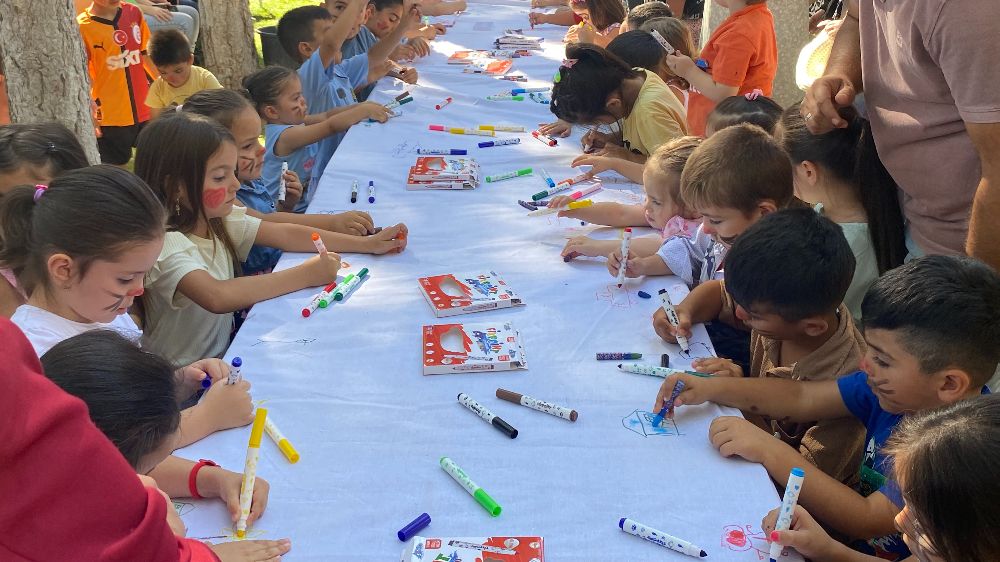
401 1 422 28
692 357 743 378
200 466 270 524
199 378 255 432
664 53 698 80
606 248 641 278
538 120 572 138
138 474 187 537
209 539 292 562
301 251 342 286
762 506 844 561
363 223 408 254
360 101 391 123
277 170 303 211
652 305 693 343
564 24 580 43
580 128 610 152
547 195 573 209
175 358 230 397
561 236 614 260
596 143 631 161
528 12 548 26
653 373 707 415
324 210 375 236
408 36 432 57
709 416 783 464
418 24 439 40
396 66 419 84
571 153 615 176
391 42 417 62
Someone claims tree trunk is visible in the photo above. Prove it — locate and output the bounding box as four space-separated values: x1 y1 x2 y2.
200 0 259 89
0 0 100 164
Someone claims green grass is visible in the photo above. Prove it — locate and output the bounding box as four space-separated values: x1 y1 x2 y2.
249 0 313 61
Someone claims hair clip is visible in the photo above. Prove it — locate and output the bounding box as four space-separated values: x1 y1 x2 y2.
744 88 764 101
561 59 578 69
174 104 184 112
45 142 57 153
33 184 48 202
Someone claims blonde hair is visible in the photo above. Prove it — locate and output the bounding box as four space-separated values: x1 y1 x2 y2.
645 136 702 214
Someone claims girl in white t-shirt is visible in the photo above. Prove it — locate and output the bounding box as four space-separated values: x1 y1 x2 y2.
0 165 253 447
134 112 354 366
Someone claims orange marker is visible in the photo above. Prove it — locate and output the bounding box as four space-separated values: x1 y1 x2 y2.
311 232 328 254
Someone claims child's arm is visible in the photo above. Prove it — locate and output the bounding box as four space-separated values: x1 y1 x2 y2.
607 249 671 278
547 201 646 226
175 378 253 446
254 208 378 236
319 0 366 68
598 143 647 165
148 455 270 525
273 103 390 157
666 53 739 103
253 220 408 255
652 279 723 342
570 153 645 184
367 2 421 69
303 104 362 125
421 0 466 16
765 506 886 562
529 9 578 27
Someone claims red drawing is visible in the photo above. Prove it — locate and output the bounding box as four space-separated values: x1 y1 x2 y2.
722 524 772 560
596 284 634 309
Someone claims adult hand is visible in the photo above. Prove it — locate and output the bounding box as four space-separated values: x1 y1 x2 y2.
801 74 857 133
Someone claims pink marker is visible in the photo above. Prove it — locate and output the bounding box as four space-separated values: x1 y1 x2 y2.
435 97 453 110
428 124 446 131
569 183 602 200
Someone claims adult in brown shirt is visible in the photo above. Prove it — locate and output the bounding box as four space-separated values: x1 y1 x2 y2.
802 0 1000 268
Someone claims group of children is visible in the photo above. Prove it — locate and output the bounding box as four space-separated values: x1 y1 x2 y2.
2 0 999 559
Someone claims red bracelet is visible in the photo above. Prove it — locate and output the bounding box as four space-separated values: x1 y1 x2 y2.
188 459 219 499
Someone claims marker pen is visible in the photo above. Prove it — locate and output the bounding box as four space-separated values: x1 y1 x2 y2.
658 289 690 352
384 96 413 110
368 180 375 203
449 127 495 137
770 468 806 562
263 414 299 463
303 282 337 316
350 180 358 203
485 168 532 183
618 518 707 558
540 168 556 188
526 199 593 216
457 392 518 438
617 363 712 378
478 138 521 148
616 228 633 287
277 161 288 203
518 200 540 211
439 457 502 516
531 130 557 146
568 183 602 200
650 29 676 54
435 97 453 110
333 267 369 301
428 124 446 131
235 408 267 538
397 512 431 542
395 91 411 101
327 273 354 302
311 232 328 254
496 388 578 421
417 148 467 155
596 352 642 360
555 173 590 188
478 125 525 132
512 87 550 94
227 357 242 385
651 379 685 427
531 182 571 201
485 94 524 101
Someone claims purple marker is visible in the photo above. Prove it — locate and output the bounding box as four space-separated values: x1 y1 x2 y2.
397 512 431 541
652 380 686 426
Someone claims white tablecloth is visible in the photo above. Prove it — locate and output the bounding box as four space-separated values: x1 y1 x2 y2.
177 3 802 560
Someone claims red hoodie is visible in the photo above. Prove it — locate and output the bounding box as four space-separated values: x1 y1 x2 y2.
0 318 219 562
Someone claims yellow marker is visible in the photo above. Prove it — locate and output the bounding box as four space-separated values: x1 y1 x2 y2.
264 415 300 463
526 199 594 216
448 127 495 137
235 408 267 538
478 125 525 132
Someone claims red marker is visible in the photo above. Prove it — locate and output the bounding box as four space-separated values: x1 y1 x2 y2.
531 130 557 146
302 282 337 317
435 97 453 110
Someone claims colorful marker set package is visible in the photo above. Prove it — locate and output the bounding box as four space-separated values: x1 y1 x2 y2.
418 271 524 318
422 321 527 374
407 156 481 190
402 536 544 562
494 33 543 50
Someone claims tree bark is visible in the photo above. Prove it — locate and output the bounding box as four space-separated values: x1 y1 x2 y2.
0 0 100 164
200 0 259 89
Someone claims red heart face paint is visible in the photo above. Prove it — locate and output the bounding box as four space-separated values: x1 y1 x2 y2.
203 186 228 209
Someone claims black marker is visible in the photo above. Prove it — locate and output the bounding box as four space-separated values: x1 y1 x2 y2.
457 392 518 439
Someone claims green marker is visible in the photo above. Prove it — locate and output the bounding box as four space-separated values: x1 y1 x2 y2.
333 267 369 301
617 362 714 378
486 168 532 183
486 94 525 101
320 273 354 307
440 456 502 517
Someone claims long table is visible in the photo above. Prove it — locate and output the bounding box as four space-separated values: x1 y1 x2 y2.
177 3 802 560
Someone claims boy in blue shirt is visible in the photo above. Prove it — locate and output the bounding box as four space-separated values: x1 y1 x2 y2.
654 255 1000 561
276 1 419 183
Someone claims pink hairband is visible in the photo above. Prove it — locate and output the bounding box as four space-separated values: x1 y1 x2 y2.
561 58 578 69
33 184 47 202
744 88 764 101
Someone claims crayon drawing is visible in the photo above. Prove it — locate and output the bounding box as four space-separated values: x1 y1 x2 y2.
597 284 634 309
721 524 772 560
623 409 682 437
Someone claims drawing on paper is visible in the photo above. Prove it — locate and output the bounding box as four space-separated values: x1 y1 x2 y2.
393 140 416 158
721 524 772 560
193 528 268 542
597 284 634 309
623 409 682 437
678 342 715 360
251 337 317 347
172 501 196 516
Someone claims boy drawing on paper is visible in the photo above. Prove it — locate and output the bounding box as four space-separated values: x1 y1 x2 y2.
663 208 867 485
654 256 1000 560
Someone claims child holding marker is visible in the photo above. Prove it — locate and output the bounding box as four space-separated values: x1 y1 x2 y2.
705 89 782 136
0 166 254 448
608 20 696 107
776 104 906 322
40 331 284 560
655 256 1000 560
766 395 1000 562
559 137 702 265
564 0 626 47
338 0 420 100
551 44 688 164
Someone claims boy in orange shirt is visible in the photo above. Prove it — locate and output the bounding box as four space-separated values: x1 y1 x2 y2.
664 0 777 136
78 0 157 165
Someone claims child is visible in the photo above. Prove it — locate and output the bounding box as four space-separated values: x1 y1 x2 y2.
777 104 906 322
551 44 688 164
78 0 156 165
680 208 868 485
365 0 439 62
339 0 420 100
655 255 1000 560
40 331 291 560
0 319 285 561
606 23 695 107
242 66 389 214
664 0 777 136
145 29 223 117
565 0 626 47
705 89 782 136
277 2 419 180
622 1 673 31
181 88 405 275
767 395 1000 562
559 137 702 264
133 112 339 365
0 123 90 317
0 166 253 447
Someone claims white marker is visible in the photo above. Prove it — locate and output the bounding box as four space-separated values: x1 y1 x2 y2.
277 161 288 203
769 468 806 562
496 388 578 421
457 392 518 438
658 289 690 352
616 228 633 288
619 517 706 558
227 357 242 385
649 30 676 54
617 363 710 378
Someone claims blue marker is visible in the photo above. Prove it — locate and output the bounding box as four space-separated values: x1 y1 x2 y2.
200 373 211 389
478 138 521 148
540 168 555 188
227 357 242 385
652 380 685 427
417 148 467 155
511 87 549 94
368 180 375 204
769 468 806 562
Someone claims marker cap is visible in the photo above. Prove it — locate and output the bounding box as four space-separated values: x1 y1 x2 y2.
473 488 502 517
278 440 300 463
232 357 242 368
397 512 432 541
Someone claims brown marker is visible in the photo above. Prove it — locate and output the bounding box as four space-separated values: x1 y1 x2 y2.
496 388 578 422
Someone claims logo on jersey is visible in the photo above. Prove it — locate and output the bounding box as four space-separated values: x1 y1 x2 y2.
105 49 143 71
132 23 141 44
112 29 128 46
